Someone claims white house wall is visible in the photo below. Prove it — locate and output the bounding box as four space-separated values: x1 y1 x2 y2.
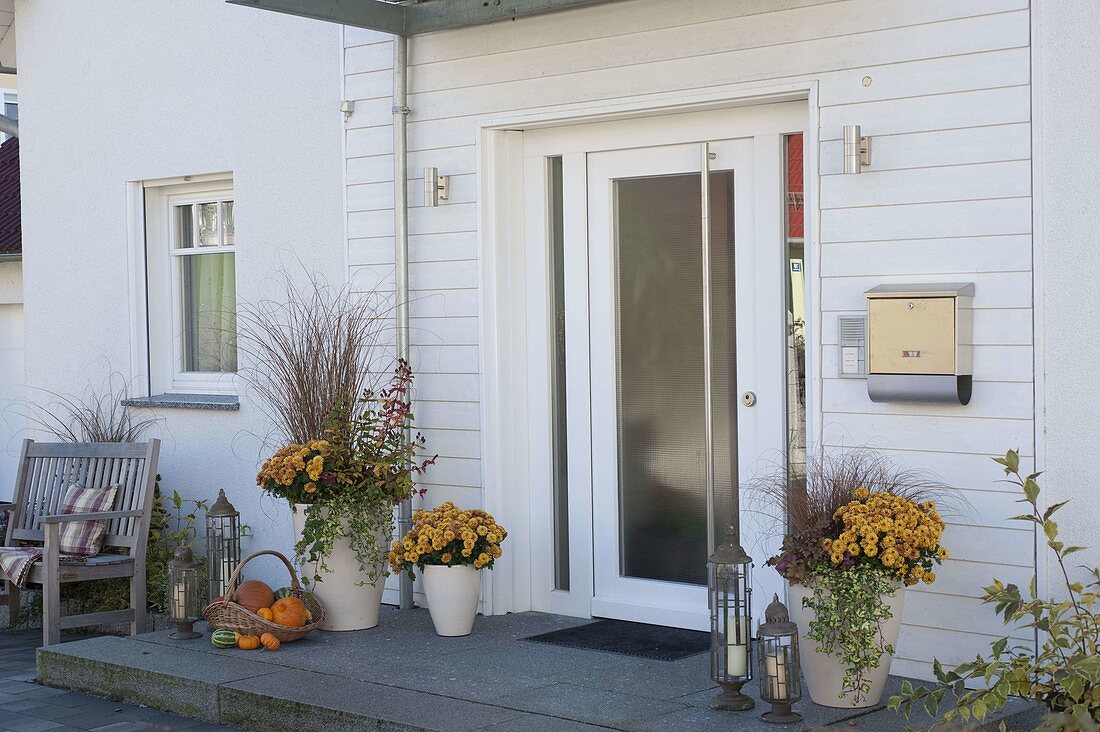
343 0 1037 678
1037 0 1100 587
16 0 345 588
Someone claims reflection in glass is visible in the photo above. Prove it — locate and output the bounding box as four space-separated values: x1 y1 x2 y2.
785 134 807 491
614 171 737 586
183 253 237 373
176 206 194 249
222 201 235 246
198 202 219 247
549 157 570 591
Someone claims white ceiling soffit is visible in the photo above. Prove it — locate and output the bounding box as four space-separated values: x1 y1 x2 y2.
225 0 626 36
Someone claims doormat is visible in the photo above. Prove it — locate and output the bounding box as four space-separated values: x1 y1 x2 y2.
525 619 710 661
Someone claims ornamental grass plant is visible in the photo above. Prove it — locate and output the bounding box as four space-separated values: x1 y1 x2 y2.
243 277 435 585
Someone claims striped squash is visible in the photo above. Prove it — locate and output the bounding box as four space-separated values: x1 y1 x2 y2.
211 629 239 649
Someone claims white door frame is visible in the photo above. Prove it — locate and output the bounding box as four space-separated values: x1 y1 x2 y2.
477 84 819 619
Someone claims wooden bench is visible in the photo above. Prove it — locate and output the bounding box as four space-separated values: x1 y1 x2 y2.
0 439 161 646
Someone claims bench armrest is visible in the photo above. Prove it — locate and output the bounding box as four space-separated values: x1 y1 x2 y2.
40 510 144 525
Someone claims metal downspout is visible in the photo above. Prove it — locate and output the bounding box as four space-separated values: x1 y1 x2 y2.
393 34 414 611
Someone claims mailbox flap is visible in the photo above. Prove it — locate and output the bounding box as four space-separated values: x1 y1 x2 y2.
867 296 956 375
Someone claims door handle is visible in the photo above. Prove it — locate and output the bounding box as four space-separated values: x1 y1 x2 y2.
741 391 757 408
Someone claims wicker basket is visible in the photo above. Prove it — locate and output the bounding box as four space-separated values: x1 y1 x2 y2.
202 549 325 642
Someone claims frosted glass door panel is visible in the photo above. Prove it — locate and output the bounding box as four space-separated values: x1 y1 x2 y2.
614 171 737 587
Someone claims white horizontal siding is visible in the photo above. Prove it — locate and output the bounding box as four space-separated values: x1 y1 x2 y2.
343 0 1035 677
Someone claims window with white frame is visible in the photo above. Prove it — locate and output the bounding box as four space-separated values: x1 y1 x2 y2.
143 177 237 395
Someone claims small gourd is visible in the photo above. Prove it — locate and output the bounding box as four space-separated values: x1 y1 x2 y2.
257 607 274 621
211 629 239 649
260 633 281 651
237 634 261 651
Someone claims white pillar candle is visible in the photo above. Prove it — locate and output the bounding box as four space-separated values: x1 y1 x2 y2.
726 613 749 677
766 649 789 700
172 584 187 619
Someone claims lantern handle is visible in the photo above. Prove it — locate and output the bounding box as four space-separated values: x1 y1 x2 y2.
219 549 302 607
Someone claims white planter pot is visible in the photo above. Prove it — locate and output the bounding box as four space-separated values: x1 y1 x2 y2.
423 565 481 637
292 504 386 632
788 580 905 708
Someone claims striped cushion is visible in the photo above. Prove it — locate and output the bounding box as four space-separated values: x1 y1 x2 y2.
57 483 119 556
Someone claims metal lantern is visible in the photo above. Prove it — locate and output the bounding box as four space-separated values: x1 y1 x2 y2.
205 489 241 604
168 546 202 639
757 593 802 724
709 524 754 711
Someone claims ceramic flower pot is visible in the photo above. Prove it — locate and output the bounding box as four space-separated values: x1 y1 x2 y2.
292 504 386 631
788 581 905 708
423 564 481 636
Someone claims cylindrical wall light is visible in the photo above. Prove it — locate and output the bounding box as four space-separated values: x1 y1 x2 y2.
843 125 871 174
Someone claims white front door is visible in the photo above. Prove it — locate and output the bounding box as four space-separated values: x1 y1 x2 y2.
586 136 788 631
519 105 800 631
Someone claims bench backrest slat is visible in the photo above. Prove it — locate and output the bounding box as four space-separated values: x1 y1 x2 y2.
3 439 161 553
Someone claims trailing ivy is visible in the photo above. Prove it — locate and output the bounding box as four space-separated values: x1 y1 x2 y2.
803 563 901 704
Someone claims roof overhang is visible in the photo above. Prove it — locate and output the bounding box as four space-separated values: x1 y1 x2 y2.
225 0 625 36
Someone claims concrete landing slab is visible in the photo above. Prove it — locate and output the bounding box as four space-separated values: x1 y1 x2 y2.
35 608 1039 731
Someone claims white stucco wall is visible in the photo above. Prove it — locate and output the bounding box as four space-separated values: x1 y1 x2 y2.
0 259 22 499
1038 0 1100 577
15 0 345 585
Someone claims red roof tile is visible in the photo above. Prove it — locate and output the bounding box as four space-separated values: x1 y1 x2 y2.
0 136 19 255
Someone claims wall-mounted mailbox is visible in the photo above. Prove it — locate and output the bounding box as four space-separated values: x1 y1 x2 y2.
865 283 974 405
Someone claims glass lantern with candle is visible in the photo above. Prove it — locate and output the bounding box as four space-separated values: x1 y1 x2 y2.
205 489 241 604
168 546 202 639
757 593 802 724
708 525 754 711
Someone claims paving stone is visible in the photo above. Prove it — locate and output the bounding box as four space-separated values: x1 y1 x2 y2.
0 713 69 731
472 713 610 731
547 653 713 701
490 682 689 727
220 669 523 732
50 704 161 731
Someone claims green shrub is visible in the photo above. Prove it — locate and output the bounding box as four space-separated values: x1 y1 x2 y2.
889 450 1100 729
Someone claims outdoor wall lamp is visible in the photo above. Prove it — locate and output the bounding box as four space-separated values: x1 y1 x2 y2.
424 167 450 207
205 490 241 604
843 124 871 174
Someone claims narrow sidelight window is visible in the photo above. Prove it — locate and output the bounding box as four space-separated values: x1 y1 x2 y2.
549 156 570 590
784 134 807 489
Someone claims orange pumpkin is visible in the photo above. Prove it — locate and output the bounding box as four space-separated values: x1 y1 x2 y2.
257 607 274 621
260 633 281 651
233 580 274 614
237 634 261 650
271 597 309 628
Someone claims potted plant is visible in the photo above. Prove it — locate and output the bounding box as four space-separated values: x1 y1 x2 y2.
389 502 507 636
240 278 434 631
762 451 951 707
258 362 435 631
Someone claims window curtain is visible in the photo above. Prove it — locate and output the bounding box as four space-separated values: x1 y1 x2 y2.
184 253 237 372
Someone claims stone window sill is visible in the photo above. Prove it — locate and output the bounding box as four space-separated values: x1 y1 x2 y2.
121 394 240 411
